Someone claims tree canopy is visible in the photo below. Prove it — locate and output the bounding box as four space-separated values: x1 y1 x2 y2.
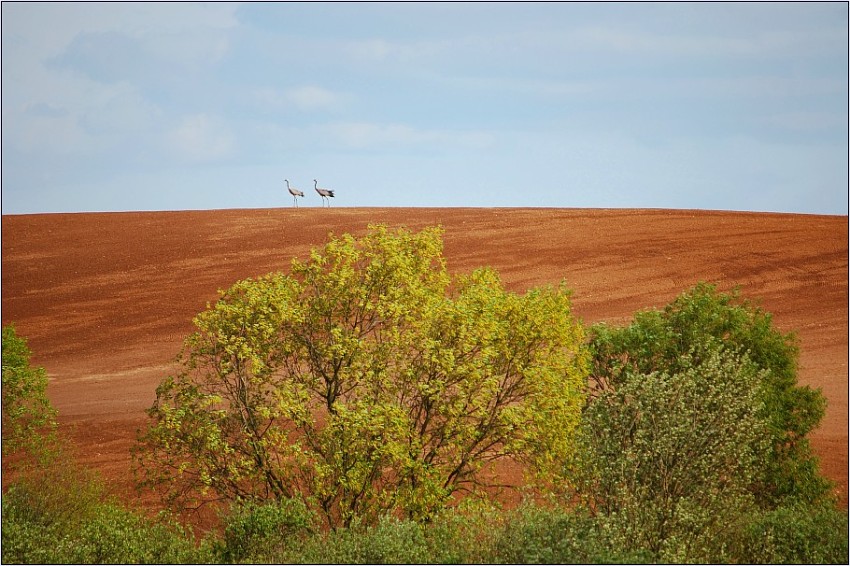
136 225 588 527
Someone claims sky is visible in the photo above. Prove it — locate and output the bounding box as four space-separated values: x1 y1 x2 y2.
1 2 848 214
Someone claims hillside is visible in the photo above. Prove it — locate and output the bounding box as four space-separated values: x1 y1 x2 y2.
2 207 847 508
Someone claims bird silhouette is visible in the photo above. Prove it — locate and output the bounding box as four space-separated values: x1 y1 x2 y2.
285 179 304 207
314 179 335 207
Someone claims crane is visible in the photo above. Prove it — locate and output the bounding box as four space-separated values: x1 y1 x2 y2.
285 179 304 207
314 179 335 207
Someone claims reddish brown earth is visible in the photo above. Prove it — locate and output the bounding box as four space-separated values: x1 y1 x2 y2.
3 208 847 514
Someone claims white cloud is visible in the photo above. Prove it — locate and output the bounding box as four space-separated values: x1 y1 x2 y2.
254 85 343 112
567 20 847 59
166 114 234 162
287 86 340 111
2 3 236 161
349 38 393 63
80 83 163 136
325 121 495 151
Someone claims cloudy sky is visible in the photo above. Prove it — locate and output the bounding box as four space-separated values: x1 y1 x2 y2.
2 2 847 214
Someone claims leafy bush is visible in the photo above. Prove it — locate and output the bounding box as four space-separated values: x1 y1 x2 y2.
421 500 503 563
66 504 205 564
307 515 432 564
220 498 318 563
297 501 502 564
136 225 588 527
730 502 849 564
2 323 58 465
1 325 203 563
2 467 209 564
575 348 770 561
493 503 652 564
587 282 830 506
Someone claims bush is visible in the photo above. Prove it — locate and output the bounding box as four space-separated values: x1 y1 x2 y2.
587 282 830 506
2 467 209 564
575 348 769 561
297 502 502 564
422 500 503 563
731 502 849 564
220 498 318 563
312 515 432 564
136 225 588 527
2 324 58 466
493 503 652 564
67 504 205 564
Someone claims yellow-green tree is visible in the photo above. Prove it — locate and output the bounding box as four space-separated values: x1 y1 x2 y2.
135 225 587 528
2 324 58 466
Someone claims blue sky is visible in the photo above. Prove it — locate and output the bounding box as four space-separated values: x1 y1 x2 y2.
2 2 847 214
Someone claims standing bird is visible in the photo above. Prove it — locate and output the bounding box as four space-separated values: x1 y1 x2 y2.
285 179 304 207
314 179 335 207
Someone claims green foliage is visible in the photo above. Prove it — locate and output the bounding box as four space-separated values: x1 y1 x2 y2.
2 324 58 465
493 503 652 564
136 225 588 528
305 515 432 564
587 282 830 506
220 498 318 563
730 501 849 564
296 501 503 564
2 464 210 564
575 348 770 561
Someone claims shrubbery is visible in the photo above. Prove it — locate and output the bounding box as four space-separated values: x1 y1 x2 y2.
219 498 317 563
574 349 770 561
587 282 830 506
3 228 846 564
731 501 849 564
0 419 211 564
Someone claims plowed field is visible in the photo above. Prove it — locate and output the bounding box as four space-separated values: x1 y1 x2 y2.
3 208 847 510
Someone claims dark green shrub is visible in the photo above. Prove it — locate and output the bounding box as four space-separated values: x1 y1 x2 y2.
295 503 502 564
1 461 106 563
220 498 318 563
731 502 849 564
2 472 208 564
67 504 204 564
588 282 830 506
494 504 651 564
575 348 768 561
422 501 503 563
298 515 430 564
1 489 67 564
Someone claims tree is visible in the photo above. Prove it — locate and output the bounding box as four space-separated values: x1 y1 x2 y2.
2 324 58 465
575 348 770 561
135 225 588 527
586 282 830 507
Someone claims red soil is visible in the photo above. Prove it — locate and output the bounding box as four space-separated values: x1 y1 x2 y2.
2 208 847 512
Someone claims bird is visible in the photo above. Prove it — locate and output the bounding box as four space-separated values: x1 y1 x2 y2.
284 179 304 207
314 179 335 207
